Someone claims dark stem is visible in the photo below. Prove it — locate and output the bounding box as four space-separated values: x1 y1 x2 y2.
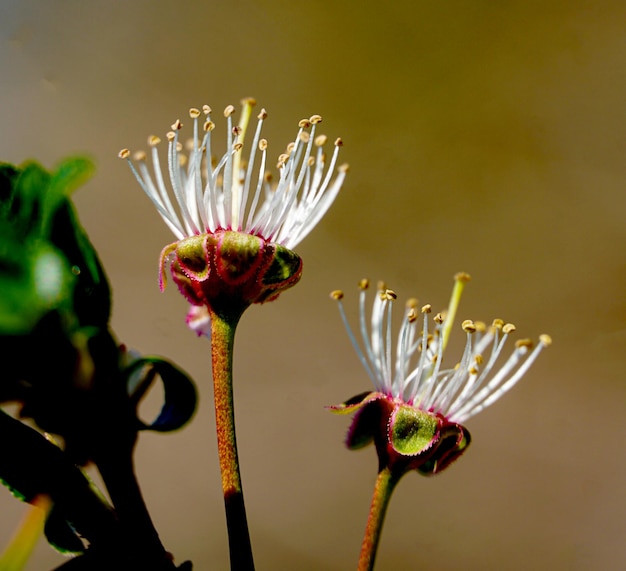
210 310 255 571
357 466 400 571
96 450 175 570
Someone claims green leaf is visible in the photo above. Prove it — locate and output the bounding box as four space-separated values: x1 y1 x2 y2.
125 357 198 432
0 411 119 550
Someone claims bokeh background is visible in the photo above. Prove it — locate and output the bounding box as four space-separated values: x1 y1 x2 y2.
1 1 625 569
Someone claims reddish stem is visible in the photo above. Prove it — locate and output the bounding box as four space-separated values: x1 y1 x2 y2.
210 310 255 571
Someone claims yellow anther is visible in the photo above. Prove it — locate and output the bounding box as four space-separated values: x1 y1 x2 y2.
339 163 350 173
384 289 397 301
133 150 147 161
330 290 344 300
307 156 315 166
189 108 201 118
315 134 328 146
407 308 418 323
454 272 471 283
376 280 387 291
118 148 130 159
492 318 504 329
171 119 183 131
421 304 432 314
359 278 370 290
334 137 343 147
309 114 323 124
298 119 311 128
202 105 212 115
462 320 476 333
257 108 268 120
474 354 484 365
502 323 516 334
259 139 268 151
176 142 183 152
406 297 418 309
148 135 161 146
299 131 310 143
515 338 534 349
286 142 296 153
474 321 487 333
224 105 236 117
233 143 243 152
469 367 479 375
204 120 215 132
434 313 444 324
539 334 552 346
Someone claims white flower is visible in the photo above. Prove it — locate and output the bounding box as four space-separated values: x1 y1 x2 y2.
331 273 551 424
119 99 348 249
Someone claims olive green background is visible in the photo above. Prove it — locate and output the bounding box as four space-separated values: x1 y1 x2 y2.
1 1 624 569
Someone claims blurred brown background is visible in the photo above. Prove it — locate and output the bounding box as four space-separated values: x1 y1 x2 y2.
1 1 625 569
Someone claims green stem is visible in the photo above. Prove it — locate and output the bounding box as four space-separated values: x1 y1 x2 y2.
210 310 255 571
357 466 400 571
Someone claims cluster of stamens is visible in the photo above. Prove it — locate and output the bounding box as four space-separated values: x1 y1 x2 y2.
331 275 551 423
119 99 348 250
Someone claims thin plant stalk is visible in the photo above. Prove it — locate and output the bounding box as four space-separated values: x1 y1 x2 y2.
210 309 255 571
358 466 400 571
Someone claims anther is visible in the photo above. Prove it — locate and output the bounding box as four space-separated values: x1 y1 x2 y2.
330 290 344 300
202 105 212 115
474 354 484 365
204 121 215 132
166 132 175 142
434 313 444 324
359 278 370 290
515 338 534 349
407 308 417 323
502 323 516 334
469 367 479 375
232 126 242 136
539 334 552 346
421 304 432 314
309 114 323 124
286 142 296 153
384 289 397 301
224 105 236 117
315 134 328 147
492 318 504 329
298 119 311 128
454 272 471 283
299 131 310 143
149 135 161 146
462 320 476 333
241 97 257 107
171 119 183 131
406 297 418 309
339 163 350 173
334 137 343 147
189 108 201 118
307 156 315 166
474 321 487 333
376 280 387 291
257 108 268 120
133 150 147 161
118 148 130 159
233 143 243 152
259 139 268 151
